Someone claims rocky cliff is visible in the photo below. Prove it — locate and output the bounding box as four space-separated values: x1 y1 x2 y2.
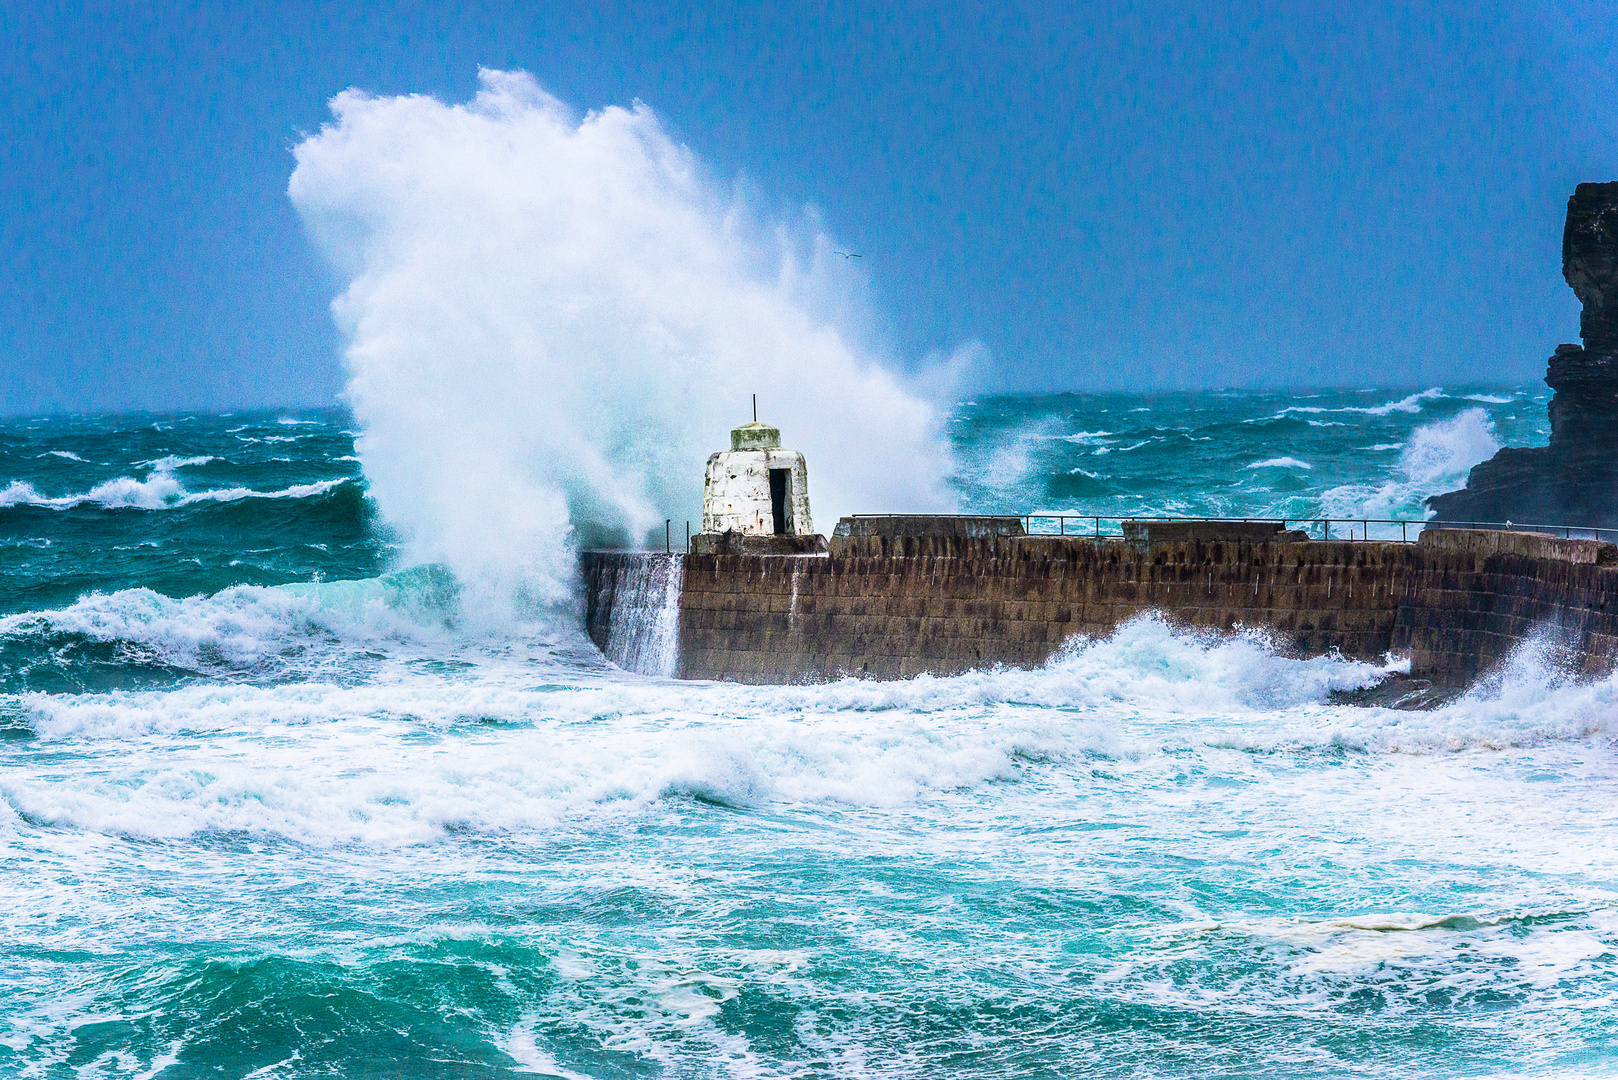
1428 182 1618 529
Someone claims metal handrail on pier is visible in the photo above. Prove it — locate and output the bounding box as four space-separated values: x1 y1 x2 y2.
845 513 1618 544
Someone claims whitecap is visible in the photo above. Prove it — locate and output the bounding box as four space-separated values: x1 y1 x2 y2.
0 474 352 511
1278 388 1446 418
1245 457 1311 470
175 479 351 505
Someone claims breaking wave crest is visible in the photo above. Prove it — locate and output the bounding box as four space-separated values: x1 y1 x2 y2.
1317 407 1500 522
0 566 472 691
0 473 351 511
1279 387 1447 417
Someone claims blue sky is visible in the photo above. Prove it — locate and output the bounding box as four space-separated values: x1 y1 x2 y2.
3 1 1617 414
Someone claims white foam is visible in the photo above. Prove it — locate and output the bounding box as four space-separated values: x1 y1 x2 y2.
6 578 1617 859
1245 457 1311 470
1399 407 1500 486
289 69 957 622
0 481 47 507
0 614 1392 842
0 471 350 511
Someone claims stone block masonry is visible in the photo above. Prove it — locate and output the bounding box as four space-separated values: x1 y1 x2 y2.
581 526 1618 688
1396 529 1618 687
674 535 1403 683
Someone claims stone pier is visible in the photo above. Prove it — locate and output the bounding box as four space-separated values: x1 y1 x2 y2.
581 519 1618 689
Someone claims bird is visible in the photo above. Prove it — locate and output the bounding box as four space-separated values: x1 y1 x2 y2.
833 251 862 259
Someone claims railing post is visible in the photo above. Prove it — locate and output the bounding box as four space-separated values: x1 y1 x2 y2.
666 519 671 554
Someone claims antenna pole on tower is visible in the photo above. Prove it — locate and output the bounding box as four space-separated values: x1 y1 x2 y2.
752 394 757 422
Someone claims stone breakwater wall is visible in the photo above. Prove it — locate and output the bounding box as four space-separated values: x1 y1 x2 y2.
581 529 1618 687
1398 528 1618 686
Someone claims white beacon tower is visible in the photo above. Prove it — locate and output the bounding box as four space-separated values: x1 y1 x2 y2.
702 418 814 538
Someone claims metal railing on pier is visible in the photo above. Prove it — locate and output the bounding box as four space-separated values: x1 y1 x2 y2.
846 513 1618 544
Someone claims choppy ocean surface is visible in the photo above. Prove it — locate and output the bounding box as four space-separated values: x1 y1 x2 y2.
3 387 1616 1079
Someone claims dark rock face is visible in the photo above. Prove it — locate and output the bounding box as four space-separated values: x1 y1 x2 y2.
1429 182 1618 529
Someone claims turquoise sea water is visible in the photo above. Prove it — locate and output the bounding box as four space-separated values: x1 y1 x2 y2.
3 387 1617 1078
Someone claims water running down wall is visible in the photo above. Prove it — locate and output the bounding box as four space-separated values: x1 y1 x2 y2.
587 553 683 677
583 527 1618 688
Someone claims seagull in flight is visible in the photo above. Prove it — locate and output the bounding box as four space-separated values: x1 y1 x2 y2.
834 250 862 259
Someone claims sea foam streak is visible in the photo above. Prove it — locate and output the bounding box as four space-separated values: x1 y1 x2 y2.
290 70 956 621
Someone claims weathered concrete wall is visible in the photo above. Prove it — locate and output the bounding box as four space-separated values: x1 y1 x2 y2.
580 527 1618 689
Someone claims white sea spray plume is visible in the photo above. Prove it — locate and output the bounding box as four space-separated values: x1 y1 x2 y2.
1317 407 1500 523
288 69 955 623
1397 407 1501 489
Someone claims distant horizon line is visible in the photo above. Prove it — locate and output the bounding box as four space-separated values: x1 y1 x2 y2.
0 379 1557 422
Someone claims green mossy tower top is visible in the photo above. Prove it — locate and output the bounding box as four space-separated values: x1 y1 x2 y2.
730 422 781 451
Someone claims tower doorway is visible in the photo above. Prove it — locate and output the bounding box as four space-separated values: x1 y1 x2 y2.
769 468 792 535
